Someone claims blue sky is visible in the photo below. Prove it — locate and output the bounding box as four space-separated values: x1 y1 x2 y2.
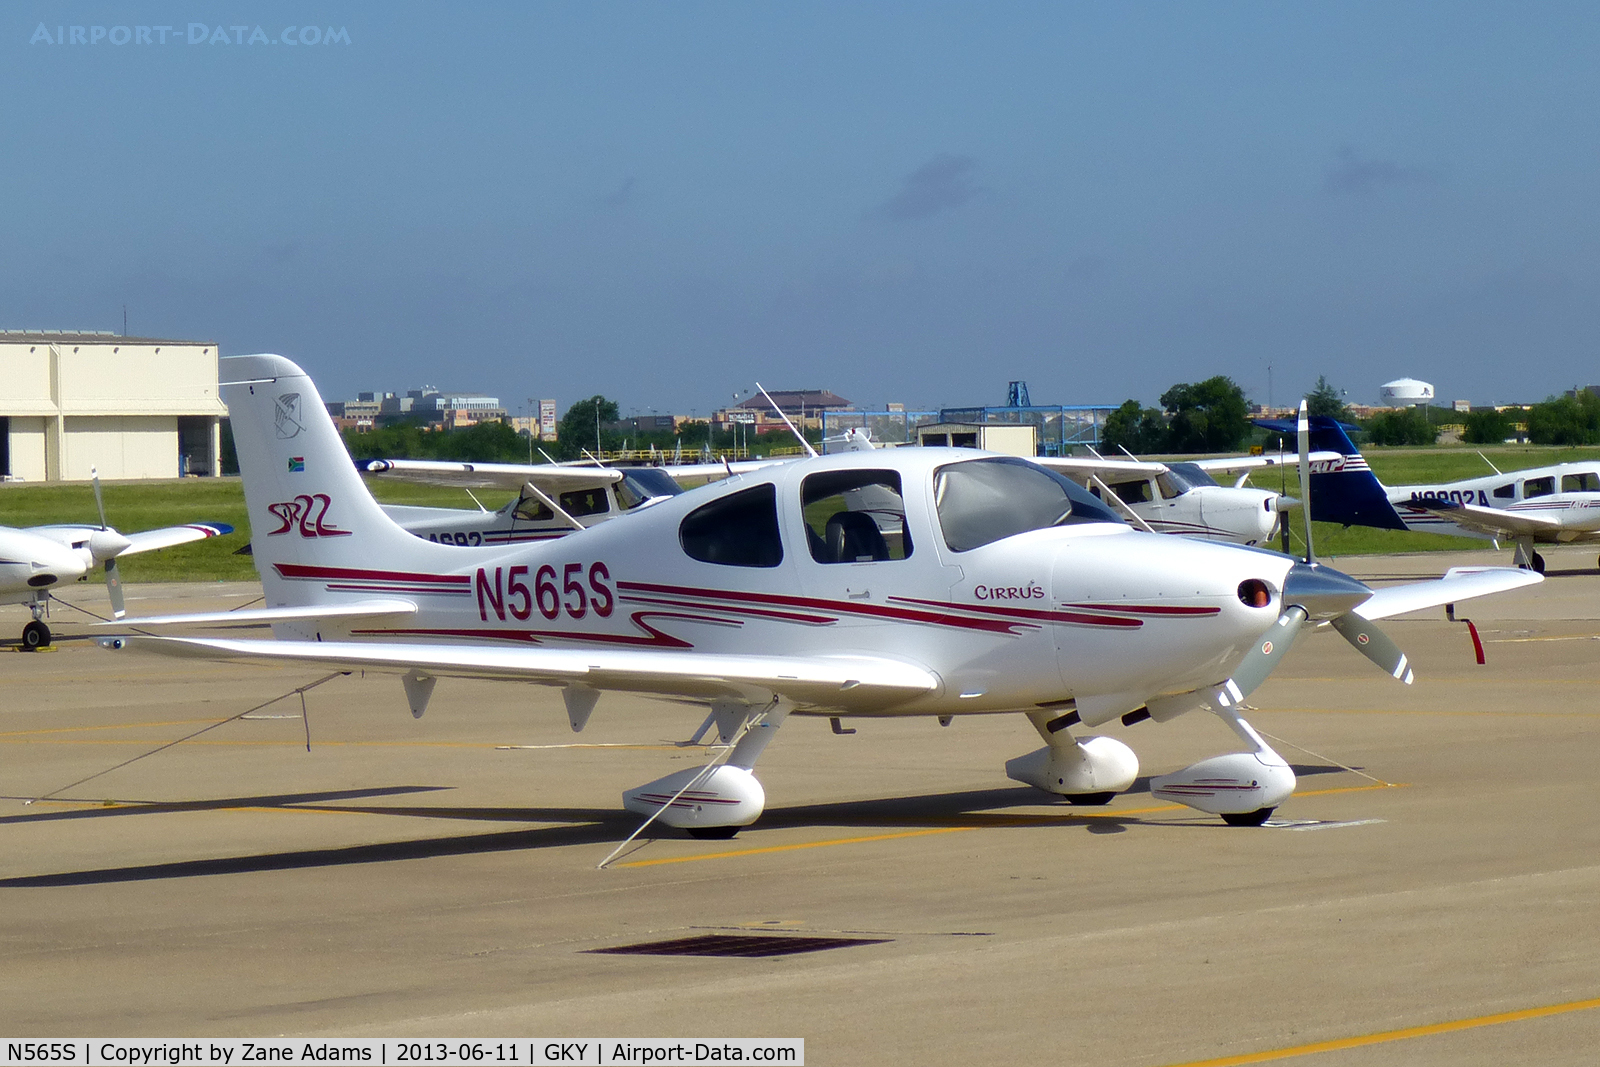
5 2 1599 416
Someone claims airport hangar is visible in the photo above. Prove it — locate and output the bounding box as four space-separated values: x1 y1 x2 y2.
0 331 226 482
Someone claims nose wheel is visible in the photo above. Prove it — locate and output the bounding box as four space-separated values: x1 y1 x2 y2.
21 620 51 651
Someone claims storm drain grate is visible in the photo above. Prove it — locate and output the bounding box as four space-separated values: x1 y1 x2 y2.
588 934 891 958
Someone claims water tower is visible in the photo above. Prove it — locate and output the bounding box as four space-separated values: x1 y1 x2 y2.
1380 378 1434 407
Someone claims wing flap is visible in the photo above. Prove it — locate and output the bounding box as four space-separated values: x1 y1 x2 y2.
103 637 941 711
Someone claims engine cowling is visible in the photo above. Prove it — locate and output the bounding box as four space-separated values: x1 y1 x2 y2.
623 765 765 829
1150 752 1296 815
1005 735 1139 796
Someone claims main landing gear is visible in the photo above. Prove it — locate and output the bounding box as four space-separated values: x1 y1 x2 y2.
622 701 790 839
1513 538 1546 574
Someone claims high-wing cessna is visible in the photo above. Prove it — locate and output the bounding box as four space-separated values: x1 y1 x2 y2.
1 473 231 648
1260 415 1600 573
104 366 1539 835
368 434 1326 550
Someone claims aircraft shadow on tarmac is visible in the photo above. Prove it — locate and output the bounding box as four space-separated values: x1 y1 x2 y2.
0 766 1352 888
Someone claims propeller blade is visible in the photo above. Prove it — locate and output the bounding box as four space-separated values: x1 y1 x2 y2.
1330 613 1413 684
1297 400 1314 563
1228 606 1309 699
104 559 126 619
90 466 109 530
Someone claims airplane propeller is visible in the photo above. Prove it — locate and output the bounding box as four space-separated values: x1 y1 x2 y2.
1224 401 1414 700
88 468 129 619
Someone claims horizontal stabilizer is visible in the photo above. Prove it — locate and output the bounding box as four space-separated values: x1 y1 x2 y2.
1354 567 1542 621
101 598 417 627
100 637 940 711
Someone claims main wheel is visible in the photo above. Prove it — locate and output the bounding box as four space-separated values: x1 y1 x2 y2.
1221 807 1274 827
1064 791 1117 806
1532 551 1547 574
21 620 50 650
686 825 741 840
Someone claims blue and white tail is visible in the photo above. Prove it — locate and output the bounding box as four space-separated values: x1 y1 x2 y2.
1255 416 1407 531
222 354 500 608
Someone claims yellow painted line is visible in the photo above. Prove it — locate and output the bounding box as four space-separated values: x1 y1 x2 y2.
0 718 236 737
615 791 1401 869
1153 994 1600 1067
616 826 975 867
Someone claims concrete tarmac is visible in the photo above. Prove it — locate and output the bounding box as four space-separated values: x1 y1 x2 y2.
1 553 1597 1065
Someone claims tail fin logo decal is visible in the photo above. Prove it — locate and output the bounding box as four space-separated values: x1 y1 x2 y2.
274 393 304 439
266 494 353 538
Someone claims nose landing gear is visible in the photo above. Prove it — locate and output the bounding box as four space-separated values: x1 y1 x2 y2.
21 619 51 650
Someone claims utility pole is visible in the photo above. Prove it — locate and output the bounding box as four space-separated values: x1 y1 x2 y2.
525 397 536 463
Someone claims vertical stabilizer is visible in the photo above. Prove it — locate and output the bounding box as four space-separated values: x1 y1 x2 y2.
1256 416 1408 530
220 354 481 611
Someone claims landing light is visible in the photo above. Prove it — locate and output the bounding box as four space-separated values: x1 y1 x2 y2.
1237 579 1272 608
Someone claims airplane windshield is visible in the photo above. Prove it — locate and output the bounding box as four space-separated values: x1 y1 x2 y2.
1163 462 1219 490
617 469 683 510
933 457 1124 552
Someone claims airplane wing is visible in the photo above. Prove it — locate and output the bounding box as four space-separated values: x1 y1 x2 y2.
364 459 623 492
657 459 791 482
1354 566 1543 621
102 636 941 712
118 522 234 554
103 599 418 627
1413 501 1580 539
1189 451 1342 474
1031 457 1168 480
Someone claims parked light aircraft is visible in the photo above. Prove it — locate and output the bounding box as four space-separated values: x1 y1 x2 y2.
104 368 1539 834
1260 415 1600 573
368 433 1328 550
1 472 231 648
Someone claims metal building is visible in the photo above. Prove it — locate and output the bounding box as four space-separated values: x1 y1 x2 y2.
0 331 226 481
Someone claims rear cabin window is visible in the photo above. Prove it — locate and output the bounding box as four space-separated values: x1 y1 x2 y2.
801 469 911 563
1524 476 1555 499
934 457 1122 552
680 483 785 567
560 488 611 517
1493 483 1515 499
1563 472 1600 493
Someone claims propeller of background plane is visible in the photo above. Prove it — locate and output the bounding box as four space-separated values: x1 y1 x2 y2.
1224 401 1414 703
87 467 130 619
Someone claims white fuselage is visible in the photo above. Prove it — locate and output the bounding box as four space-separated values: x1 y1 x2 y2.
1387 461 1600 541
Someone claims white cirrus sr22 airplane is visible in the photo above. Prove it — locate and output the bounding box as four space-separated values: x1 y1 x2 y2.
104 367 1540 835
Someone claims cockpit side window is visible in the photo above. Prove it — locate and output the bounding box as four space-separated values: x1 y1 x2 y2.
1107 478 1154 504
933 457 1123 552
1492 483 1515 499
801 469 911 563
1524 476 1555 499
560 488 611 517
680 483 785 567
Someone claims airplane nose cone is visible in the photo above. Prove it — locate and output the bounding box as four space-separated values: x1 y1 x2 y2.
87 529 132 561
1282 561 1372 619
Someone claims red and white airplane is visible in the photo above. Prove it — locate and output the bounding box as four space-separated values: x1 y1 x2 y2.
104 361 1539 834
